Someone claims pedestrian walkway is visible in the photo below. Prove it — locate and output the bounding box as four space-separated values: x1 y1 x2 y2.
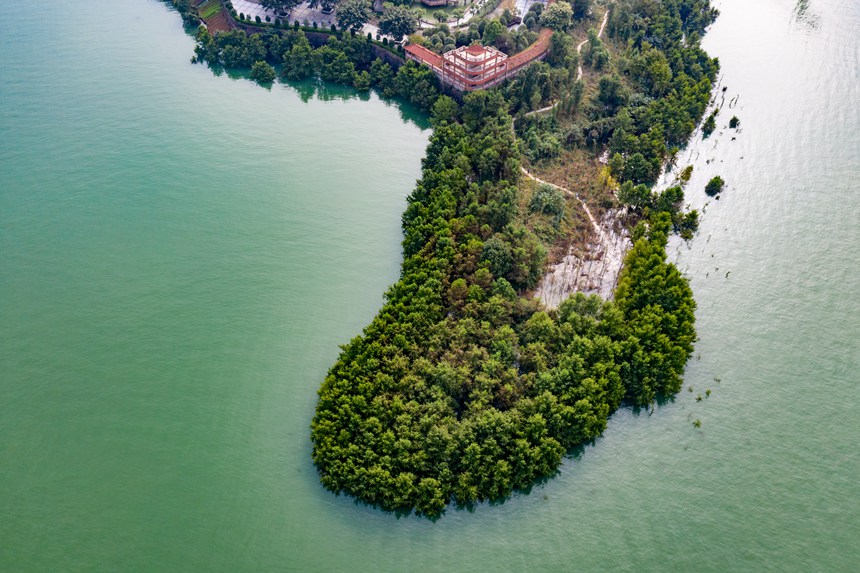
291 2 337 26
230 0 389 39
232 0 277 20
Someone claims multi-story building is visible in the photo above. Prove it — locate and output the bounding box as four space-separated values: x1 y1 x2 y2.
404 30 553 92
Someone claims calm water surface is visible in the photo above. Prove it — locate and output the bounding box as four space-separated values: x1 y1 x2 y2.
1 0 858 571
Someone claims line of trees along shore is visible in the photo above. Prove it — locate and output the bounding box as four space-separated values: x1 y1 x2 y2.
184 0 717 518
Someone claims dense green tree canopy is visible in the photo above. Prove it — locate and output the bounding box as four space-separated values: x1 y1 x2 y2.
310 92 697 518
379 6 419 41
540 1 574 31
337 0 373 32
250 60 276 83
571 0 591 20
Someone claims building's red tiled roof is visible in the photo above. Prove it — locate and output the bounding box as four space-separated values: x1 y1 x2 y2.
405 44 443 68
465 44 489 56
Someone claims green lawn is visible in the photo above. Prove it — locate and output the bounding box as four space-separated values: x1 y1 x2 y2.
198 0 223 20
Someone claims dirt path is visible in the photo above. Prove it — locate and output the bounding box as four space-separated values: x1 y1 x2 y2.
526 163 631 304
520 6 631 306
524 7 611 118
576 6 610 81
521 166 600 234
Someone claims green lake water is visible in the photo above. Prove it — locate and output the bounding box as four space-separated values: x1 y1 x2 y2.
1 0 858 570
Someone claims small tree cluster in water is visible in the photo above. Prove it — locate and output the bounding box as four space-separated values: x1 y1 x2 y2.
189 0 717 518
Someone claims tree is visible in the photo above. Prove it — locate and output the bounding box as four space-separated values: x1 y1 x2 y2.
617 180 652 210
702 112 717 138
571 0 590 19
529 184 565 220
317 46 356 84
481 236 514 279
482 19 505 45
370 58 396 96
379 6 418 41
597 74 627 111
282 35 316 80
308 0 338 14
337 0 373 31
615 214 696 406
250 60 276 83
394 61 439 109
546 32 574 67
431 95 460 125
705 176 725 196
622 153 654 185
539 1 573 32
353 70 371 91
260 0 302 15
452 8 465 26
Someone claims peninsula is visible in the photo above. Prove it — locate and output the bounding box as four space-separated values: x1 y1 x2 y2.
174 0 719 518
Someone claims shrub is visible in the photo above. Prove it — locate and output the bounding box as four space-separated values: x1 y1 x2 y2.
705 176 725 196
729 116 740 129
702 109 718 138
239 12 245 20
255 15 261 23
679 165 694 184
265 15 271 22
529 184 566 220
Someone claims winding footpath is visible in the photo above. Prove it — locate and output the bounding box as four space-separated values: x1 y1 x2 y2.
521 6 633 306
520 6 613 235
524 7 611 118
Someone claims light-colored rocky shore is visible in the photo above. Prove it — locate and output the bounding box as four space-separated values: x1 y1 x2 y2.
533 208 632 307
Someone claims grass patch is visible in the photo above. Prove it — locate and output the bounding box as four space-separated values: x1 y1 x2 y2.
411 2 467 22
198 0 223 20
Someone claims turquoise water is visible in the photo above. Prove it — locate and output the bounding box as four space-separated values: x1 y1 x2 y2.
1 0 858 571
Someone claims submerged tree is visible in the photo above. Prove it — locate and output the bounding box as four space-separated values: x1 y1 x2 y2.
705 176 725 196
250 60 276 83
